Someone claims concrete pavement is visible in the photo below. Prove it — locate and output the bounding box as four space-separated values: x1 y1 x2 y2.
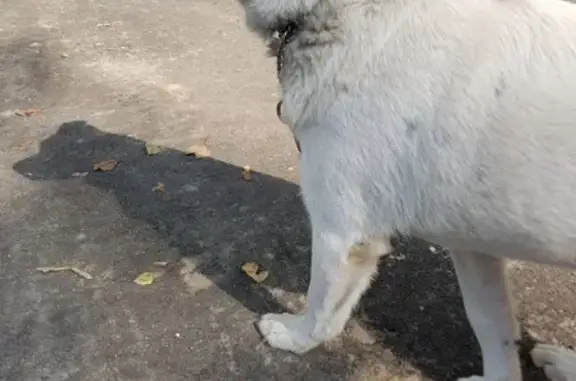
1 1 574 380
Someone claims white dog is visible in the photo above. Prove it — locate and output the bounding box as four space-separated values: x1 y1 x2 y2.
237 0 576 380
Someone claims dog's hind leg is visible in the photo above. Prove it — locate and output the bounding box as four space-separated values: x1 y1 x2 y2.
450 251 522 381
257 232 390 354
531 344 576 381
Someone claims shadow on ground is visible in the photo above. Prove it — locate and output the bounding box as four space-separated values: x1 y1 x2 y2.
12 121 544 381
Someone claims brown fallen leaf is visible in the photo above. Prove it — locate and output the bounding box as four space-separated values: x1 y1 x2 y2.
242 165 253 181
152 182 165 193
185 136 210 159
145 142 165 156
15 108 41 117
93 159 118 171
241 261 269 283
36 266 93 280
186 144 210 159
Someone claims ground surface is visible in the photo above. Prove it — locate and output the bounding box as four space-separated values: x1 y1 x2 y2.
1 1 575 381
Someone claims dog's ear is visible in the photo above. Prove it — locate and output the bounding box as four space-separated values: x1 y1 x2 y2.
239 0 319 37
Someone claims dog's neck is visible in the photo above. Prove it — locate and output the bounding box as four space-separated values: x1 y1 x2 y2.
274 21 302 153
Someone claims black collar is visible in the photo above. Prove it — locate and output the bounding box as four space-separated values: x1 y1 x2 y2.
274 22 302 153
276 22 299 79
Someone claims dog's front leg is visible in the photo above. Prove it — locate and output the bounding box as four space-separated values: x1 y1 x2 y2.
450 251 522 381
258 231 388 354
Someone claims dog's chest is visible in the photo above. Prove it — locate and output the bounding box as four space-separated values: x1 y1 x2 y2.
278 33 458 133
277 6 504 138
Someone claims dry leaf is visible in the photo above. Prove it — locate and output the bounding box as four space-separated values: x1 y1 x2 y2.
185 136 210 159
134 272 155 286
36 266 93 279
186 144 210 159
241 261 269 283
69 268 94 279
37 266 69 273
242 165 253 181
152 182 165 193
15 108 41 117
145 143 164 156
93 159 118 171
153 261 169 267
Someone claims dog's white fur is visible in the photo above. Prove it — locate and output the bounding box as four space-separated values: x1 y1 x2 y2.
238 0 576 380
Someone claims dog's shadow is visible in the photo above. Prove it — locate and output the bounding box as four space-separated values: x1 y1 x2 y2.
12 121 543 381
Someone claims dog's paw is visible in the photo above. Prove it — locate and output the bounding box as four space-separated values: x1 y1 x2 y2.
531 344 576 381
257 313 320 354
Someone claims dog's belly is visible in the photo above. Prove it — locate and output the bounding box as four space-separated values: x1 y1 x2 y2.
412 223 576 268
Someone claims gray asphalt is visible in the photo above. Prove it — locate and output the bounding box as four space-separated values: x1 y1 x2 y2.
1 1 575 380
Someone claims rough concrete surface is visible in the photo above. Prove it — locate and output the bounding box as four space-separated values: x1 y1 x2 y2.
0 1 574 381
